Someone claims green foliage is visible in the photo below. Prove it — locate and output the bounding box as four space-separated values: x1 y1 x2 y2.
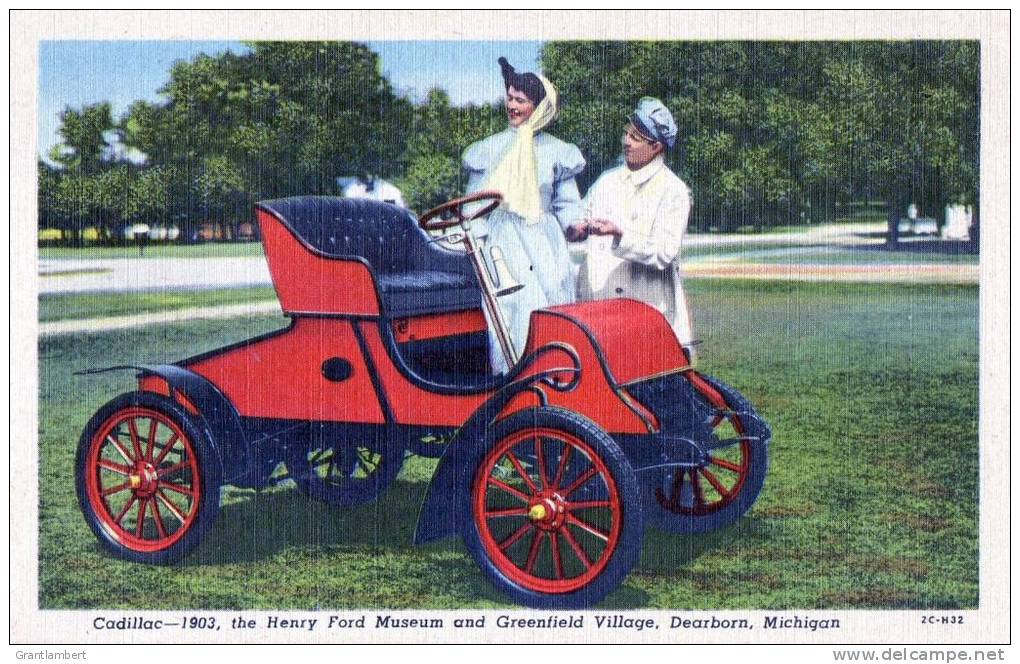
543 41 980 231
39 41 980 240
398 89 502 211
52 102 116 175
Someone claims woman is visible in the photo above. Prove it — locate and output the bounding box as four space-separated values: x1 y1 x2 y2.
462 57 586 374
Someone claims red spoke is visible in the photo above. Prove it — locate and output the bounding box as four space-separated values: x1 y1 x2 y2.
550 531 564 580
711 457 743 473
485 507 530 518
710 414 724 427
700 468 730 498
145 417 158 461
551 444 572 490
153 433 179 466
505 452 539 495
690 469 707 508
159 482 195 498
561 466 598 498
535 437 548 491
564 500 611 510
566 513 610 542
98 460 131 475
113 495 138 525
499 522 533 551
156 490 187 524
106 435 134 464
127 418 144 462
487 478 530 503
135 499 147 538
101 481 132 497
156 460 191 478
524 530 544 574
559 523 592 569
151 499 168 539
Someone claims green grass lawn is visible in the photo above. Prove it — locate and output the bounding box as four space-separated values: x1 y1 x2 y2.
39 287 279 322
40 242 265 260
37 280 978 609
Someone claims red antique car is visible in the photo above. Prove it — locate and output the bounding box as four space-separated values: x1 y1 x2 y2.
75 193 770 608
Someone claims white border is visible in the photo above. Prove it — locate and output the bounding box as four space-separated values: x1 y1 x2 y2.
9 9 1011 645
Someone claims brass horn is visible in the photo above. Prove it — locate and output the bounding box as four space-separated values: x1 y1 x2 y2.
487 245 524 297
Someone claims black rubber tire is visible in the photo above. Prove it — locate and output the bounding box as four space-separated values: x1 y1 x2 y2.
644 375 769 534
75 391 223 565
461 407 644 608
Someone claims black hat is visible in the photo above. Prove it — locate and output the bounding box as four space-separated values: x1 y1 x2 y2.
498 57 546 105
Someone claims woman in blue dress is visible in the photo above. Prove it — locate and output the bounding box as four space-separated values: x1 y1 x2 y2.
463 57 586 374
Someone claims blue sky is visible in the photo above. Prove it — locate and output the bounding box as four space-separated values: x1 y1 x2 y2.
38 40 542 161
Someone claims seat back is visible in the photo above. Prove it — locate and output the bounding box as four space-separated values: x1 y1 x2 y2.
256 196 478 317
257 196 427 274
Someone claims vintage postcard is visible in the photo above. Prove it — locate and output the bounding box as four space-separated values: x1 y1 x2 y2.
9 9 1010 650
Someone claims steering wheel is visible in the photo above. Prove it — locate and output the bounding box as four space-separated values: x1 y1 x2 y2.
419 190 503 232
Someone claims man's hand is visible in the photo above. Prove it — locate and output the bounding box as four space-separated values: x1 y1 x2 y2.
588 218 623 238
566 222 590 242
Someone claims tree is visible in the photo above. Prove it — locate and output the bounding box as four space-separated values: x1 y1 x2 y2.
542 40 980 236
51 102 117 176
399 89 502 212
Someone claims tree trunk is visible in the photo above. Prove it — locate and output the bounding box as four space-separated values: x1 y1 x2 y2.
886 199 901 248
968 204 979 252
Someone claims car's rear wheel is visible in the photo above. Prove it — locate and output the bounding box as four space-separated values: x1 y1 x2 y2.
76 392 222 564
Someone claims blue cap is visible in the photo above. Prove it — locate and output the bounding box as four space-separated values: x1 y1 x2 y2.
628 97 677 150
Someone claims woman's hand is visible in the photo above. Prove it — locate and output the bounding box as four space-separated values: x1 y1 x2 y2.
587 218 622 238
566 222 590 242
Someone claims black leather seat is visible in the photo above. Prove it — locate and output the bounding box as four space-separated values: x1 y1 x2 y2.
258 197 481 317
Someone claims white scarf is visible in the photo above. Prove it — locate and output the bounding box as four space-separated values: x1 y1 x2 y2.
483 76 558 225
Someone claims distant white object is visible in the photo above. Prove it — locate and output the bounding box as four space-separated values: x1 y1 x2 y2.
167 226 181 241
897 217 938 236
907 203 919 220
342 176 406 208
942 205 972 241
123 223 150 240
148 226 168 241
912 217 938 235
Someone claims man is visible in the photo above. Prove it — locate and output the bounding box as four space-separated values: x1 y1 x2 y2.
573 97 695 349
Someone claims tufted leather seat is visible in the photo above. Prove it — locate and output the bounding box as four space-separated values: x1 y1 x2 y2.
257 197 481 317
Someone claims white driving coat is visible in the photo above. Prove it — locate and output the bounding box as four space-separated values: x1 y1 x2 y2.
578 156 694 344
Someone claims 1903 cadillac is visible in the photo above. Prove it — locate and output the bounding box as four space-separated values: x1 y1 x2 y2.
75 192 771 608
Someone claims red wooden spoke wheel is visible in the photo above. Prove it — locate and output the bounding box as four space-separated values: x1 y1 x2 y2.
463 408 642 608
654 412 752 516
645 375 769 534
76 392 221 564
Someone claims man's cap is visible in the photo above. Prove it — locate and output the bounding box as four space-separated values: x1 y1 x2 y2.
628 97 677 150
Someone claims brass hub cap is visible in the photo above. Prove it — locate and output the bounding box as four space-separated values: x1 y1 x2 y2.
527 493 566 531
130 462 159 497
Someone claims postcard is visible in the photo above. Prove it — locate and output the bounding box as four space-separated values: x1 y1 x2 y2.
10 9 1010 649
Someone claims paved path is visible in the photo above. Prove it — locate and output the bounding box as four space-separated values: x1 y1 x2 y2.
683 262 979 284
684 222 886 248
39 223 889 295
40 256 272 294
38 222 976 335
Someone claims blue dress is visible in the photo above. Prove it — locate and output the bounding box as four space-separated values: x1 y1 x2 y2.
463 128 586 373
